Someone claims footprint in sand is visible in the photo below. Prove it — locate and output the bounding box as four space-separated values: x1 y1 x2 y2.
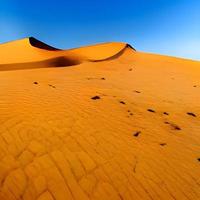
134 90 141 93
48 84 56 88
160 143 167 146
91 96 101 100
187 112 196 117
163 112 169 115
133 131 141 137
87 77 106 80
119 101 126 105
127 110 133 115
164 121 181 130
147 109 155 113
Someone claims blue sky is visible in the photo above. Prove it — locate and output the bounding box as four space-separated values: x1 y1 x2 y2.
0 0 199 60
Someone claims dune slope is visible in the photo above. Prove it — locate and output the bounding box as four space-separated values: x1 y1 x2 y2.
0 38 200 200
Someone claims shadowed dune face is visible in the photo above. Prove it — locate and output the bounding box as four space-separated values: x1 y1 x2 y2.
1 38 200 200
28 37 61 51
0 56 82 71
49 56 81 67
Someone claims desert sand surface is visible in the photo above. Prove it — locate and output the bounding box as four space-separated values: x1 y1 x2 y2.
0 37 200 200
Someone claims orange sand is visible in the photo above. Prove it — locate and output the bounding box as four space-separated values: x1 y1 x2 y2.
0 37 200 200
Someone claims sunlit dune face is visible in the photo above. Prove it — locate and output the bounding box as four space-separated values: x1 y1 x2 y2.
0 38 200 200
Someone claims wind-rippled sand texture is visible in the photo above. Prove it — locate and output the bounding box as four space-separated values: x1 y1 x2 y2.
0 37 200 200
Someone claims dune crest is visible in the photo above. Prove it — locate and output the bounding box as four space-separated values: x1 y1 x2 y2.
0 38 135 71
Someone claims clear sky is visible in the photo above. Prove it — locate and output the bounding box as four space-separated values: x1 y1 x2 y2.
0 0 199 60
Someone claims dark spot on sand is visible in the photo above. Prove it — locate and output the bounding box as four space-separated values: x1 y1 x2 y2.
87 77 106 80
187 112 196 117
130 113 133 116
91 96 101 100
165 121 181 130
173 125 181 130
133 131 141 137
33 82 38 85
119 101 126 105
160 143 167 146
163 112 169 115
48 84 56 88
129 68 133 71
147 109 155 113
134 90 141 93
197 158 200 162
172 125 181 130
127 110 131 112
193 85 197 87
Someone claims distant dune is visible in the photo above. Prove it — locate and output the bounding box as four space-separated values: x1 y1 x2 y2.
0 38 200 200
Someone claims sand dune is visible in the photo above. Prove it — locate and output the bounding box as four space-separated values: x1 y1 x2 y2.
0 37 132 71
0 37 132 64
0 38 200 200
